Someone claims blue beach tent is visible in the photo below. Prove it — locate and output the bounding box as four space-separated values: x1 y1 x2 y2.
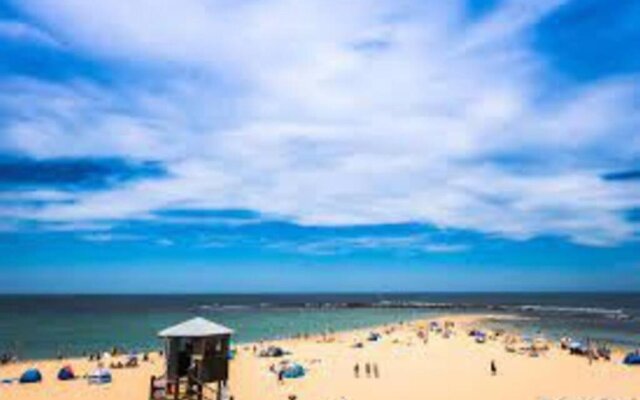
57 365 75 381
623 352 640 365
282 363 305 379
19 368 42 384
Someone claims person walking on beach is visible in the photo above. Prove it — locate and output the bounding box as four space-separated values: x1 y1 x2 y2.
373 363 379 379
365 362 371 378
354 363 360 378
490 360 497 376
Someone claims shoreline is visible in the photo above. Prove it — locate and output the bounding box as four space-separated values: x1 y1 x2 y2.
0 312 634 364
1 313 638 399
3 293 638 361
6 308 638 362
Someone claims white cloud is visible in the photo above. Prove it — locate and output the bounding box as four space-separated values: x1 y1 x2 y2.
80 233 144 242
422 243 470 253
2 0 640 246
0 20 59 47
155 238 174 246
239 234 470 255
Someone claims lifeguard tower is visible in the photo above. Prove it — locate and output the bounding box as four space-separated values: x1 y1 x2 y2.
152 317 233 400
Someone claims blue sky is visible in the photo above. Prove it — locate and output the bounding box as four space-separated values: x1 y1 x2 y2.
0 0 639 293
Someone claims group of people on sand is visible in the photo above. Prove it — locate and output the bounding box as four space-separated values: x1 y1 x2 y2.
109 354 145 369
353 362 380 379
0 352 17 365
85 347 153 361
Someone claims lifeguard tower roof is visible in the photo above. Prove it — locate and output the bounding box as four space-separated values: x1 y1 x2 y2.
158 317 234 338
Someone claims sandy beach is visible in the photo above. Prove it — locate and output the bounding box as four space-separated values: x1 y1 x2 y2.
1 314 638 400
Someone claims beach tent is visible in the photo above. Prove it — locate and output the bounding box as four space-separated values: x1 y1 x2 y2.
569 341 588 355
57 365 75 381
623 352 640 365
367 332 381 342
260 346 285 358
282 363 305 379
568 341 582 349
19 368 42 384
88 368 112 384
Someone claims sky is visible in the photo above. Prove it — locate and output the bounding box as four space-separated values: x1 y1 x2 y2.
0 0 639 293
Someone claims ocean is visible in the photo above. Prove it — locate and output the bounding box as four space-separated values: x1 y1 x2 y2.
0 293 638 359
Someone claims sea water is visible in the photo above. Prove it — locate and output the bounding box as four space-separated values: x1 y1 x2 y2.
0 293 637 359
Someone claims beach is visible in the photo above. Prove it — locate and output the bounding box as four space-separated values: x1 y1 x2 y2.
1 314 638 400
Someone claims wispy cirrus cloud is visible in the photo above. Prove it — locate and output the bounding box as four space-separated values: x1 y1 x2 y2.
0 0 639 247
0 20 59 46
201 232 469 256
283 236 470 256
80 232 144 243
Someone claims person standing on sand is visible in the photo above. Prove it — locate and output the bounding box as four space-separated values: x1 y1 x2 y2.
490 360 497 376
373 363 379 378
365 362 371 378
354 363 360 378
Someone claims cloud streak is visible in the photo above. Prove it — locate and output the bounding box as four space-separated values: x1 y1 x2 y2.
202 232 469 256
0 20 59 47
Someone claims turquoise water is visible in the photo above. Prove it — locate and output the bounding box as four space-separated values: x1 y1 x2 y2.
0 296 430 359
0 293 638 359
